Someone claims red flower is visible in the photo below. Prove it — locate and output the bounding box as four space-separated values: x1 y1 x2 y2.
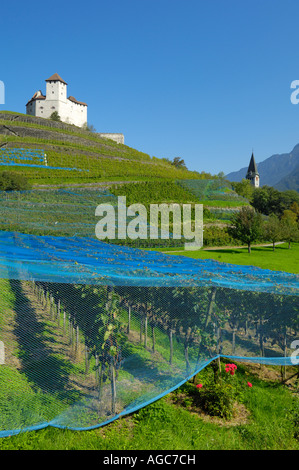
196 384 203 389
225 363 237 374
247 382 252 388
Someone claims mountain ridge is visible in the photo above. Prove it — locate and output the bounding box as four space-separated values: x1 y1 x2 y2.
226 144 299 191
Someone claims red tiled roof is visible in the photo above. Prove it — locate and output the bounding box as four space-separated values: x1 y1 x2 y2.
45 73 67 85
68 96 88 107
26 92 46 106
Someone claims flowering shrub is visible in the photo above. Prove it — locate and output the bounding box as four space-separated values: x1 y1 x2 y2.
175 361 254 421
196 382 236 419
225 363 237 375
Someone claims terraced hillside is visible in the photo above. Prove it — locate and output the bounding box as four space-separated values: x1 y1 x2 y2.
0 111 204 186
178 178 250 222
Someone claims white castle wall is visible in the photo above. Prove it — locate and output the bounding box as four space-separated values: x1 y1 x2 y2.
97 133 125 144
26 80 87 127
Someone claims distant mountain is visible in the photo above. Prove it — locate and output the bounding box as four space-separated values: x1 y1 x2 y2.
226 144 299 191
275 164 299 191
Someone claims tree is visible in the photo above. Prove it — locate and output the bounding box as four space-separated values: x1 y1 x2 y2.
281 212 299 248
83 122 97 133
0 171 31 191
251 186 281 216
232 178 254 202
264 214 282 251
50 111 61 122
171 157 187 170
251 186 299 217
228 206 263 253
290 201 299 222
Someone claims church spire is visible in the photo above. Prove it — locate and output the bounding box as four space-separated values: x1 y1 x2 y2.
246 152 260 187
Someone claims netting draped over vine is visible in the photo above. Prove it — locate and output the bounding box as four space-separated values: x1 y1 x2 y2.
0 191 298 437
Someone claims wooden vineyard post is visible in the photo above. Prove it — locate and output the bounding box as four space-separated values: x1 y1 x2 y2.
99 362 104 401
50 295 54 321
144 312 148 349
110 363 116 414
232 327 237 355
85 344 90 374
151 323 156 353
169 328 173 365
63 310 66 334
69 315 74 347
75 324 80 359
127 305 131 334
95 354 99 383
57 299 61 326
216 326 222 373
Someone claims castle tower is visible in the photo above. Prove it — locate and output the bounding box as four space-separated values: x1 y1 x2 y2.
45 73 67 104
246 152 260 188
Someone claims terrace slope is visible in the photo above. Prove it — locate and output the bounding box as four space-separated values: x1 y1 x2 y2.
0 111 204 186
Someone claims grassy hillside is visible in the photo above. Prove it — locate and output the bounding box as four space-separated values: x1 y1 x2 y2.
0 111 206 186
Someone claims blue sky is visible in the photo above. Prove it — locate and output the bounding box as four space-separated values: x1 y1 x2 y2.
1 0 299 175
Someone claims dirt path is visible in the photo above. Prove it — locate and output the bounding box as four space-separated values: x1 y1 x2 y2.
203 241 286 251
162 241 286 253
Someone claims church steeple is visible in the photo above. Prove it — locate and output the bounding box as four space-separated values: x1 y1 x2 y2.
246 152 260 188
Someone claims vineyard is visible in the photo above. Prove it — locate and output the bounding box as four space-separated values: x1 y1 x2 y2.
0 228 298 436
0 112 298 446
0 112 208 185
178 179 249 203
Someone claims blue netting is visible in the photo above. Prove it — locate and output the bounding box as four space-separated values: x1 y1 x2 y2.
0 148 45 165
0 189 298 437
0 231 298 294
0 148 84 171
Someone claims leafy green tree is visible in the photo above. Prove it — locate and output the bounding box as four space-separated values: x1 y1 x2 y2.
264 214 282 251
171 157 187 170
251 186 299 217
281 212 299 248
290 201 299 222
0 171 31 191
232 178 254 202
228 206 263 253
50 111 61 122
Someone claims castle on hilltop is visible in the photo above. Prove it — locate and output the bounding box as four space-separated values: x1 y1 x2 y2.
246 152 260 187
26 73 125 144
26 73 87 128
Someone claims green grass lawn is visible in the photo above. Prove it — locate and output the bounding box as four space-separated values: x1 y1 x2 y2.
159 242 299 275
0 361 297 450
